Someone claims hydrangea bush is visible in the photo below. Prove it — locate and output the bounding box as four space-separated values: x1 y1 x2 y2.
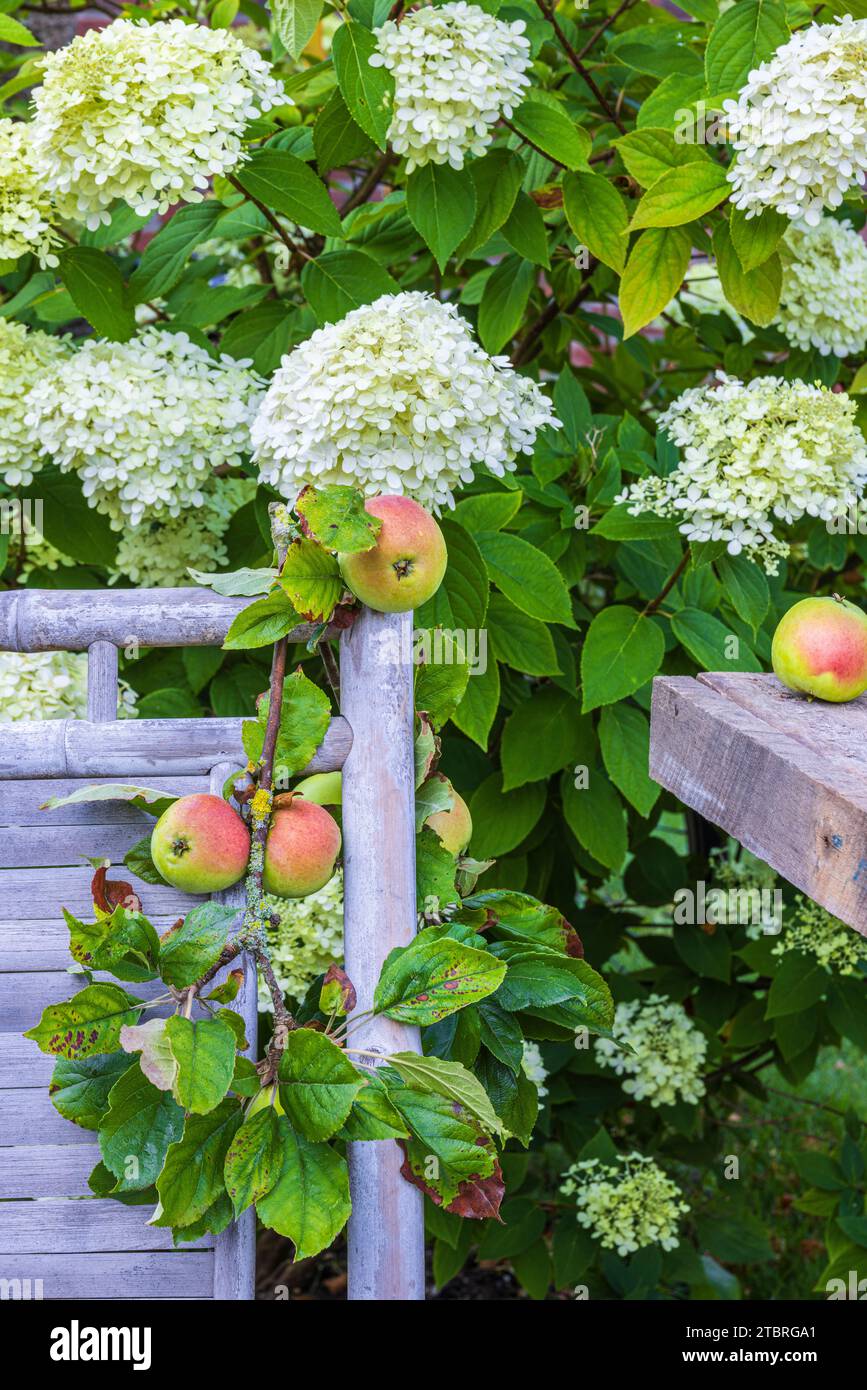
4 0 867 1302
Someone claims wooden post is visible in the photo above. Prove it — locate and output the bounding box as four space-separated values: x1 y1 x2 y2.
87 641 118 722
340 608 425 1301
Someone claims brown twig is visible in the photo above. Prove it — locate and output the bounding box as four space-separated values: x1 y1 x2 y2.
193 943 243 995
501 115 567 170
534 0 626 134
320 640 341 705
226 173 312 271
511 262 596 367
575 0 638 62
255 946 289 1024
341 150 396 217
642 552 689 616
240 504 295 1071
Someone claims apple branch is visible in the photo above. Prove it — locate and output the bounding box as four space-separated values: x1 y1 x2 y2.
240 502 295 1061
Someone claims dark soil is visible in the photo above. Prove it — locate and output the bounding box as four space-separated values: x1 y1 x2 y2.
255 1228 531 1300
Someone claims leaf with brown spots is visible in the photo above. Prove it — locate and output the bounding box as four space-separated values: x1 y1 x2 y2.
24 983 143 1060
319 964 356 1017
65 905 160 984
294 483 381 554
458 889 584 957
373 924 506 1025
205 968 245 1005
224 1105 283 1215
92 864 143 915
390 1087 498 1210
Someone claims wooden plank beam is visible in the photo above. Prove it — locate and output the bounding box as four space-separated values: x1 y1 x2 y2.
0 1198 211 1253
0 776 205 825
0 1142 98 1199
0 915 183 972
0 865 200 919
87 641 119 722
1 1034 55 1088
0 1251 214 1299
340 608 425 1302
650 675 867 937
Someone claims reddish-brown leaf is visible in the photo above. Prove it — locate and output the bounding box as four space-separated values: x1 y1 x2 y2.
397 1140 505 1222
322 963 357 1014
91 865 142 915
446 1155 505 1222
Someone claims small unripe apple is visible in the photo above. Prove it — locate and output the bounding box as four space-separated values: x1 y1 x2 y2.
247 1083 284 1118
338 495 447 613
772 594 867 702
263 795 341 898
151 793 250 894
423 773 473 854
293 771 342 807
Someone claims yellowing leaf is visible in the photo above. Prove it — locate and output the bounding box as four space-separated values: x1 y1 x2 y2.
563 170 629 273
618 225 692 338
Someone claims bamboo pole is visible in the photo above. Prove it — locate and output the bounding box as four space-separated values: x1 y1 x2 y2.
0 589 315 651
340 608 425 1301
86 641 119 722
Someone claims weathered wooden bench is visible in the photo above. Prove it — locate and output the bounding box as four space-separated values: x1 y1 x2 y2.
650 672 867 941
0 589 423 1300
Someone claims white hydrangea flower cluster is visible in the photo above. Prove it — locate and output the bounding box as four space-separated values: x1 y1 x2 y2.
560 1153 689 1256
26 328 265 529
30 18 286 228
370 2 532 172
0 319 70 489
0 651 88 721
258 871 344 1009
725 17 867 225
0 118 63 269
774 894 867 977
0 650 137 721
618 374 867 574
253 291 559 512
776 218 867 358
9 525 70 578
595 995 707 1107
709 844 780 941
111 478 256 588
521 1041 548 1098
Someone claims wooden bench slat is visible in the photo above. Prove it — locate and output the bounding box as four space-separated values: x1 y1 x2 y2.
1 1142 99 1198
0 1086 103 1146
0 972 173 1032
650 675 867 938
0 776 205 826
0 824 158 870
0 585 310 652
0 1251 214 1299
0 1199 211 1253
0 916 184 972
2 1034 56 1088
0 865 202 920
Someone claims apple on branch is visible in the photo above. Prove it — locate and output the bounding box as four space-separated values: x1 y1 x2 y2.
263 793 341 898
151 793 250 893
337 495 447 613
